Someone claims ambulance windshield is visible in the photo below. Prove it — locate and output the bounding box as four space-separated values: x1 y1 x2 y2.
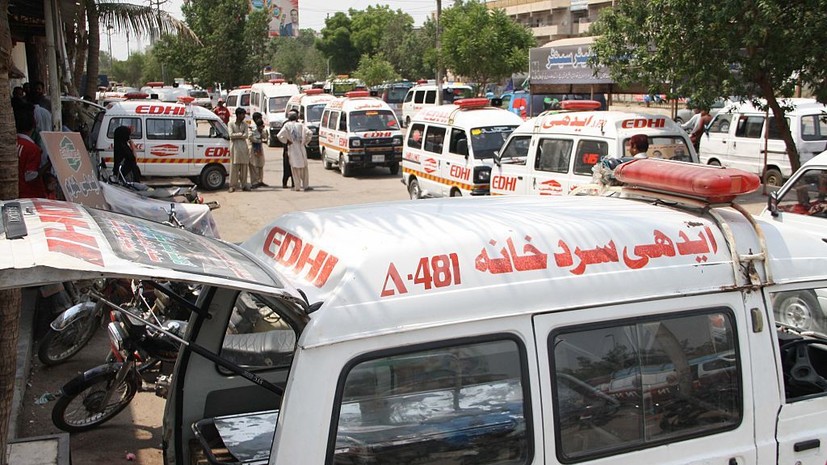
306 104 327 123
268 96 292 113
470 126 518 159
349 110 398 132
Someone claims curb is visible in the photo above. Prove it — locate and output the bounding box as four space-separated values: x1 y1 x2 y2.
10 288 36 440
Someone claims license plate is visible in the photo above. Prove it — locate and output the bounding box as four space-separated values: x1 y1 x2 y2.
372 155 384 163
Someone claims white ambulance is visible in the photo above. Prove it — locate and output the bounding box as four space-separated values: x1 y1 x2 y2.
319 90 404 177
226 86 252 126
249 80 301 146
402 98 524 199
7 161 827 465
284 88 337 157
92 99 231 190
490 110 697 195
401 81 476 127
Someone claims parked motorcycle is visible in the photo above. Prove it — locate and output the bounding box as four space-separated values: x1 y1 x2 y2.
51 282 188 433
100 161 219 210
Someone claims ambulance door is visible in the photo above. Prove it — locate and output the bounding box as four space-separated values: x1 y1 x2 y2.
727 114 766 174
195 118 230 175
534 292 760 465
144 117 188 176
766 283 827 465
700 113 734 167
423 125 448 196
527 137 574 196
445 128 474 196
490 135 533 195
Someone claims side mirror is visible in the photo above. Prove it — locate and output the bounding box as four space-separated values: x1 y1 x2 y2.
768 191 780 217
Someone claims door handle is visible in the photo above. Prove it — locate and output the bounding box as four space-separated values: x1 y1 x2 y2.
794 439 820 452
518 176 523 180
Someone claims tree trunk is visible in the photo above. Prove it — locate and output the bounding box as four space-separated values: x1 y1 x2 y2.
84 0 101 100
757 72 800 173
0 0 22 463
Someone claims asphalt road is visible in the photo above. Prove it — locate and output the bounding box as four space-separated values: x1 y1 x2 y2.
18 125 772 465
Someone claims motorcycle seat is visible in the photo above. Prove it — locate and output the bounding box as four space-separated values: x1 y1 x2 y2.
221 330 296 368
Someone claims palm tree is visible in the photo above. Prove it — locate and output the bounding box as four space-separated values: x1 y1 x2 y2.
73 0 199 98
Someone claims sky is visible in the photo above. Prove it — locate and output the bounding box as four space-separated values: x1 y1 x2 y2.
103 0 446 61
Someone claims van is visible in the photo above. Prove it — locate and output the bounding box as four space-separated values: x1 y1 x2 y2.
699 98 827 186
7 161 827 465
225 86 252 125
500 90 608 119
319 90 403 176
401 82 475 127
284 88 337 157
763 150 827 229
249 80 301 146
401 98 524 199
490 109 697 195
373 80 414 122
91 100 230 190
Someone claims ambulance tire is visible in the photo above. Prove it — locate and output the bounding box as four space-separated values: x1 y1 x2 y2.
773 290 824 332
323 149 333 170
389 163 399 175
199 164 226 191
764 168 783 187
450 188 462 197
339 155 353 177
408 178 422 200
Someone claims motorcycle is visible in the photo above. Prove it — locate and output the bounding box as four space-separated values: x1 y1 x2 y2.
51 282 189 433
99 160 220 210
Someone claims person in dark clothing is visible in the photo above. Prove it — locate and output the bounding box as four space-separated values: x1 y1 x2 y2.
113 125 141 182
282 147 294 189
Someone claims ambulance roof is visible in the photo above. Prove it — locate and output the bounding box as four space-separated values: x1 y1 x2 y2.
287 92 337 106
228 88 251 95
242 194 827 348
412 103 524 127
409 82 473 91
325 96 393 112
519 110 686 138
104 101 220 120
250 81 300 98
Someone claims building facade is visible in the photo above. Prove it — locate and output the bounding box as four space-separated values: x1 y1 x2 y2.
485 0 614 45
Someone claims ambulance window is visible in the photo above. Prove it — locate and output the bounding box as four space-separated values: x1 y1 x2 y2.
414 90 425 104
251 92 259 108
499 136 531 164
425 90 437 104
240 93 250 107
321 110 330 129
801 115 827 141
226 95 238 107
535 138 573 173
735 115 764 138
332 338 530 465
328 111 340 129
106 117 142 139
407 123 425 149
196 119 227 139
339 113 348 132
550 309 741 461
708 114 732 134
573 139 608 174
775 168 827 218
448 128 468 156
306 104 326 123
220 292 296 371
404 89 414 103
645 136 693 162
147 118 187 140
424 126 446 153
766 116 790 140
470 126 517 159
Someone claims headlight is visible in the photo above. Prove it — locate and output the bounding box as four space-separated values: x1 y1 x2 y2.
474 166 491 183
107 321 127 355
392 137 403 146
350 138 362 147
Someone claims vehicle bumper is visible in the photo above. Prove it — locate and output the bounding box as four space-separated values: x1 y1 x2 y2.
345 150 402 167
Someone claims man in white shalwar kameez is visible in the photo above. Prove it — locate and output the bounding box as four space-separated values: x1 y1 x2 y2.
277 110 313 191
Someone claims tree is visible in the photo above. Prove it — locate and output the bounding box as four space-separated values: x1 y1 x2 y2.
0 2 21 464
350 6 410 58
590 0 827 172
354 54 400 87
272 36 308 83
316 12 360 75
110 52 148 87
440 0 535 93
396 20 437 80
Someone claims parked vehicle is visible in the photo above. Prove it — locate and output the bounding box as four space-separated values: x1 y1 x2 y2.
373 80 414 122
499 90 608 119
249 80 301 146
401 81 475 127
699 98 827 186
284 88 337 157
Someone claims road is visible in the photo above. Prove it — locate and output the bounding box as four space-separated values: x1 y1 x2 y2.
18 136 770 464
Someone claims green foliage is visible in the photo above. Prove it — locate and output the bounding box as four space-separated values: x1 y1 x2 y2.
244 10 271 81
350 6 410 57
316 12 360 75
110 52 148 87
440 0 535 92
353 54 400 87
590 0 827 170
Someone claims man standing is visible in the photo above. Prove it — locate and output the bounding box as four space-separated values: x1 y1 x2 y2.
16 111 48 198
249 112 268 188
228 108 251 192
277 110 312 191
214 99 230 125
690 108 712 153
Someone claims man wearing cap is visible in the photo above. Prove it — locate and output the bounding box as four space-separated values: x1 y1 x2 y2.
214 99 230 124
278 110 312 191
228 108 251 192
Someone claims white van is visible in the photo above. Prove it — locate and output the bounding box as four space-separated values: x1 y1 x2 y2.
490 110 697 195
92 100 230 190
699 98 827 186
249 80 301 146
284 88 337 157
225 86 252 125
402 98 524 199
7 161 827 465
319 91 403 176
763 150 827 228
401 82 475 127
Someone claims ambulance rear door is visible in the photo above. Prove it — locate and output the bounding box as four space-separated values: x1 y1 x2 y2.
143 116 188 176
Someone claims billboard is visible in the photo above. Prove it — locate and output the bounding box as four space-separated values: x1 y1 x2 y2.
251 0 299 37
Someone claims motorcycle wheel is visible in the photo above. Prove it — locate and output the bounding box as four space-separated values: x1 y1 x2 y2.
51 368 141 433
37 316 99 366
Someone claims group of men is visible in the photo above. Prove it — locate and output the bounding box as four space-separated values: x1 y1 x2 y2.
218 99 312 193
12 81 56 199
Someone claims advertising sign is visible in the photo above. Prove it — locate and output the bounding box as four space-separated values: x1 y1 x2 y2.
529 43 612 85
250 0 299 37
40 132 108 210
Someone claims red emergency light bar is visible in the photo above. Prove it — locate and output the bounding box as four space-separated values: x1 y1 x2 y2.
560 100 602 111
269 79 285 84
177 96 195 104
345 91 371 98
123 92 149 100
613 159 761 203
144 81 164 87
237 85 251 89
454 98 490 109
416 79 428 85
304 88 323 95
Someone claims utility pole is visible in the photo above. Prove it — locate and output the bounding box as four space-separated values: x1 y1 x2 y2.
148 0 168 81
107 23 114 74
435 0 442 105
126 30 130 59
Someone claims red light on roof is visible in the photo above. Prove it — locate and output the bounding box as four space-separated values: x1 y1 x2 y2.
613 159 761 203
416 79 428 84
304 88 323 95
144 81 164 87
123 92 149 99
454 98 490 109
177 96 195 104
560 100 602 111
237 85 252 89
269 79 285 84
345 91 371 98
